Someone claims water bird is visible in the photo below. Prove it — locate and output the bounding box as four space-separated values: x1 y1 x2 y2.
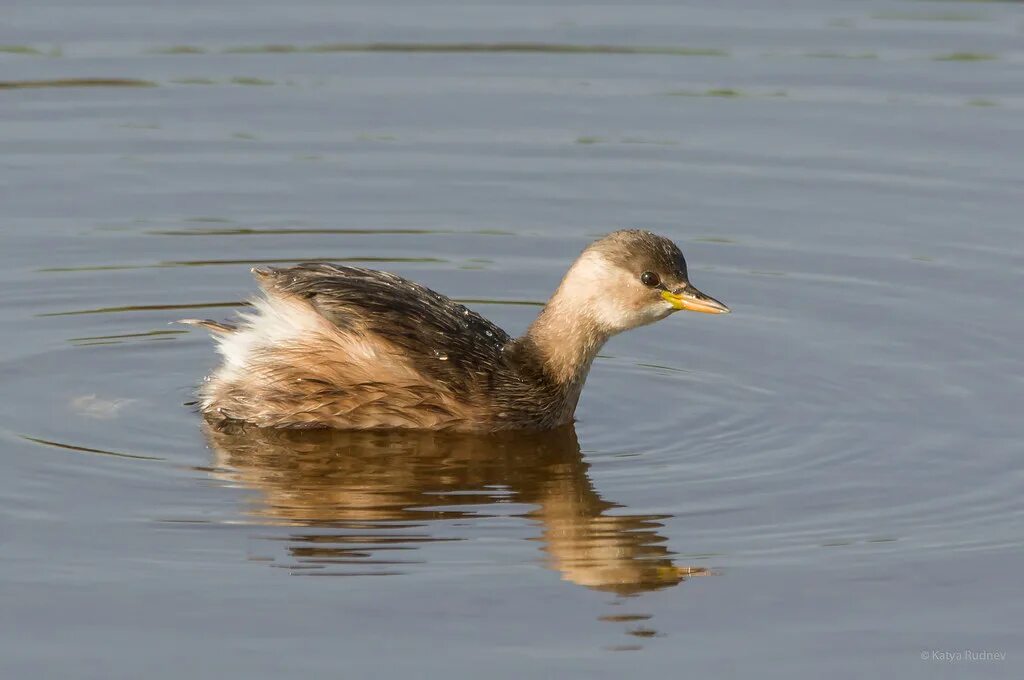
182 229 729 431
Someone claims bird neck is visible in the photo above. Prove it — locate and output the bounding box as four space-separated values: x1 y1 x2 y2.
522 293 611 387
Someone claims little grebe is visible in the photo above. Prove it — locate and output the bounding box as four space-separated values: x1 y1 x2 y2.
182 230 729 431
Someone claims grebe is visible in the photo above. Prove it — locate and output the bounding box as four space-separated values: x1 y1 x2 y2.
182 230 729 431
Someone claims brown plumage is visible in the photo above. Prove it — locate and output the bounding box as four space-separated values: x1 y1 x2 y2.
183 230 729 431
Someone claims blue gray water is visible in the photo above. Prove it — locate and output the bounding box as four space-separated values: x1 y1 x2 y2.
2 1 1022 677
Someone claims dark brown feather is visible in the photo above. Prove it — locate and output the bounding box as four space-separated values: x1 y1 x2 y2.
256 264 512 393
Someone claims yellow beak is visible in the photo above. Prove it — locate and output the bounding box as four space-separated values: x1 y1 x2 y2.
661 286 730 314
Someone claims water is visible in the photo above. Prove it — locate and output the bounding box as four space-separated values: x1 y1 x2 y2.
2 0 1023 677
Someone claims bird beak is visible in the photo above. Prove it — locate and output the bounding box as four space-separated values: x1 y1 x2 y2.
661 285 730 314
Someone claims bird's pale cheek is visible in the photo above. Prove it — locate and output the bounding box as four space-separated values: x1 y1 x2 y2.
634 301 674 327
589 297 635 333
654 301 677 321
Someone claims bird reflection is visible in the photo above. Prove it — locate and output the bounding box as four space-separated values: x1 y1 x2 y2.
202 421 708 596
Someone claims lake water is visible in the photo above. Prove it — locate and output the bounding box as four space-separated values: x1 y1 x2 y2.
2 1 1022 677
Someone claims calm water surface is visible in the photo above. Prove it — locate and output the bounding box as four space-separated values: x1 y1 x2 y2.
2 1 1023 677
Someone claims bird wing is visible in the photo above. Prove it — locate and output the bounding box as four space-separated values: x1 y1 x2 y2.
253 263 512 392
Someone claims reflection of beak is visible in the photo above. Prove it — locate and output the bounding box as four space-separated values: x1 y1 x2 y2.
661 285 730 314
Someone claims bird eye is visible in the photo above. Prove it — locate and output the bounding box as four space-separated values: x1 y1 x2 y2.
640 271 660 287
